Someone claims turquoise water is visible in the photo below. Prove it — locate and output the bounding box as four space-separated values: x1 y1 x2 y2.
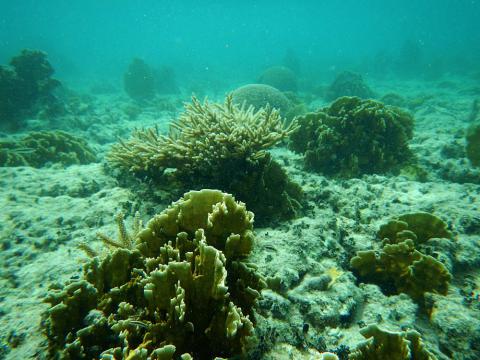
1 1 480 360
1 1 479 83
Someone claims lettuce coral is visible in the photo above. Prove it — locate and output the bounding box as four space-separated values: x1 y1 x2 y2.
109 95 302 225
290 96 414 177
43 189 265 359
351 213 452 302
350 324 437 360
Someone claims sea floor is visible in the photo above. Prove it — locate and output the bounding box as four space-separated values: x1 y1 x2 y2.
0 76 479 359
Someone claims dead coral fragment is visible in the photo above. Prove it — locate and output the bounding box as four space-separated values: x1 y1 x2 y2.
350 324 437 360
44 189 265 359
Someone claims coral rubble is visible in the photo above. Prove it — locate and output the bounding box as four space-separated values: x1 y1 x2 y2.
43 189 265 359
290 96 414 177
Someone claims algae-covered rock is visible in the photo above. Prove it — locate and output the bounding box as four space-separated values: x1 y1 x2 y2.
258 66 298 92
350 324 437 360
0 130 96 167
290 96 414 177
43 189 265 359
466 123 480 167
325 71 374 101
124 58 156 101
351 213 453 302
231 83 291 115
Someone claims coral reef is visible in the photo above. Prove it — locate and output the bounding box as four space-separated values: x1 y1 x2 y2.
258 66 298 92
350 324 437 359
0 49 61 129
290 96 414 177
124 58 156 101
231 84 291 115
466 123 480 167
0 130 96 167
325 71 374 101
43 189 265 359
109 95 302 224
351 212 453 303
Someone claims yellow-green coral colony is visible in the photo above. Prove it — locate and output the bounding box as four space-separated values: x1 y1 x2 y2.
351 212 453 302
289 96 414 177
44 189 265 359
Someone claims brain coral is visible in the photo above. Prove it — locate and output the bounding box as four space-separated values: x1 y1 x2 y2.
325 71 374 101
290 96 414 177
44 189 265 359
258 66 298 92
231 83 291 115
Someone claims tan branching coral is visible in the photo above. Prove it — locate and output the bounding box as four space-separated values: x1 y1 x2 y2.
109 95 298 175
109 95 303 225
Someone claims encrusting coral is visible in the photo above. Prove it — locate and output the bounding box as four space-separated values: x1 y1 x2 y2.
350 212 453 303
43 189 266 359
0 130 96 167
350 324 437 360
290 96 414 177
109 95 302 225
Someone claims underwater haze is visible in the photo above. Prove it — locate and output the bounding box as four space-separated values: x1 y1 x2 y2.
1 0 480 359
1 0 480 84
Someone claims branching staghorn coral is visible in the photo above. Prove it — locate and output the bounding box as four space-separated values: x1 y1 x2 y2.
108 95 303 225
109 95 298 175
79 211 142 257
